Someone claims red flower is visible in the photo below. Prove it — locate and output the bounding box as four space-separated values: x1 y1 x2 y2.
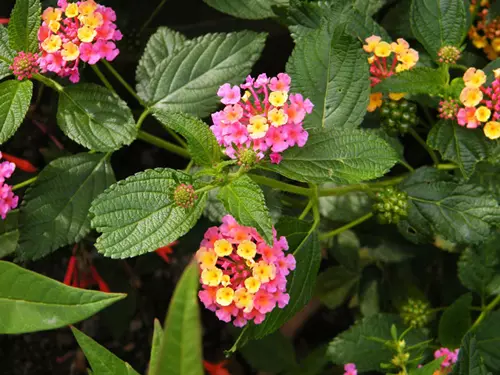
63 246 110 292
203 360 230 375
155 241 177 264
1 153 37 173
0 18 9 25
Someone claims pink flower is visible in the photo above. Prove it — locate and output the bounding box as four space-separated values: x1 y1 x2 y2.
289 93 314 113
344 363 357 375
0 153 18 220
270 73 291 92
217 83 241 105
255 73 269 87
94 40 119 61
241 75 255 89
457 107 479 128
266 127 288 153
434 348 459 368
79 43 100 64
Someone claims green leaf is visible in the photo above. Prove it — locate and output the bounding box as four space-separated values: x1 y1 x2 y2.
0 261 125 334
470 162 500 199
8 0 41 53
0 210 18 258
328 314 427 372
0 79 33 144
399 167 500 244
218 175 274 244
239 331 297 372
286 344 328 375
427 120 488 179
90 168 207 259
410 0 467 58
18 153 115 260
152 109 221 167
319 185 372 223
286 20 369 129
136 27 187 100
354 0 386 16
0 26 15 80
145 31 266 117
315 266 359 309
203 0 287 19
411 358 445 375
375 67 448 96
475 311 500 371
57 84 137 152
438 293 472 348
268 128 399 184
71 327 140 375
452 333 492 375
150 262 203 375
149 319 164 374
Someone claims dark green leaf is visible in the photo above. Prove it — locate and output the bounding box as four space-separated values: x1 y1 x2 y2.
438 293 472 348
0 79 32 144
332 230 361 271
360 278 380 317
150 262 203 375
203 0 287 19
412 358 445 375
375 67 448 96
475 311 500 371
427 120 488 178
72 327 140 375
286 20 369 129
18 153 115 260
57 84 137 152
152 109 221 167
218 175 273 244
0 261 125 334
452 333 492 375
470 162 500 199
315 266 359 309
90 168 207 259
0 26 15 80
8 0 41 52
286 344 328 375
0 210 18 258
268 128 399 184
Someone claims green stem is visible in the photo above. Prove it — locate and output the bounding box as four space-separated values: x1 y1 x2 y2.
195 184 216 195
318 175 407 197
409 128 439 165
471 294 500 330
136 108 151 129
319 212 374 240
299 199 313 220
450 64 468 72
248 174 312 196
436 163 458 170
165 128 188 148
91 64 115 93
33 74 64 92
184 160 194 173
101 60 146 106
12 176 38 191
137 130 190 159
139 0 169 34
399 160 415 172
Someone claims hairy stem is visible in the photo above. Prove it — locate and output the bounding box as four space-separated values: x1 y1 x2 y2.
12 176 38 191
91 64 115 93
102 60 146 106
137 130 190 159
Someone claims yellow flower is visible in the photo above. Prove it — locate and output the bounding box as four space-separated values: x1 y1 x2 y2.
367 55 376 64
221 275 231 287
237 240 257 260
195 247 217 269
242 90 251 102
41 35 62 53
48 20 61 33
367 92 383 112
79 0 98 15
374 41 391 57
78 26 97 43
42 7 62 23
65 3 79 18
363 35 381 53
61 42 80 61
82 12 104 29
201 267 223 287
214 239 233 257
472 36 487 49
494 68 500 79
216 287 235 306
484 121 500 139
248 115 269 139
463 68 486 88
391 38 409 55
234 288 254 312
244 277 261 293
253 261 276 283
269 91 288 107
475 106 491 122
268 108 288 127
398 48 419 69
389 92 406 101
493 38 500 53
460 87 483 107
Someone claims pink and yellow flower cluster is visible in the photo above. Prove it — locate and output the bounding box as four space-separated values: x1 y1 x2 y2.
196 215 296 327
210 73 313 164
38 0 122 83
456 67 500 139
0 152 18 220
363 36 419 112
434 347 459 374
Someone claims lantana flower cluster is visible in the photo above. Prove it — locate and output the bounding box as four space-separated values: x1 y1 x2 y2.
468 0 500 60
343 363 357 375
10 52 40 80
434 347 459 374
196 215 296 327
38 0 122 83
210 73 313 165
456 67 500 139
363 36 419 112
0 152 18 220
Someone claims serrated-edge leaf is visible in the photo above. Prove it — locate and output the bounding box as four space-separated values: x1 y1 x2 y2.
8 0 41 52
0 261 125 334
218 175 274 244
0 210 19 258
452 333 492 375
0 79 33 143
375 66 448 95
149 319 163 373
203 0 288 19
0 26 15 80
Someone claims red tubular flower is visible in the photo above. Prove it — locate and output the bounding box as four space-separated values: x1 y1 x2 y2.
155 241 178 264
63 247 110 292
203 360 230 375
1 153 38 173
0 18 9 25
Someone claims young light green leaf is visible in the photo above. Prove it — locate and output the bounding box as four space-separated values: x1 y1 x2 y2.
90 168 207 259
203 0 287 19
136 27 187 100
315 266 359 309
218 175 274 245
0 261 125 334
150 262 203 375
451 333 492 375
57 84 137 152
410 0 467 58
412 358 445 375
0 26 15 80
145 31 266 117
0 210 18 258
375 67 448 96
152 109 221 166
268 128 399 184
475 311 500 371
438 294 472 348
286 20 369 129
149 319 164 374
8 0 41 52
18 153 115 260
71 327 140 375
427 121 488 179
400 167 500 244
0 79 33 144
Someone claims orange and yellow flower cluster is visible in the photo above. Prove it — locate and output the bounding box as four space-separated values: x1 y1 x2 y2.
468 0 500 60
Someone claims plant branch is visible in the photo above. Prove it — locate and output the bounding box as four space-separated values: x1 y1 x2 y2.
248 174 312 196
318 175 407 197
12 176 38 191
101 60 146 107
299 199 313 220
136 108 151 129
137 130 190 159
319 212 374 240
91 64 115 93
471 294 500 331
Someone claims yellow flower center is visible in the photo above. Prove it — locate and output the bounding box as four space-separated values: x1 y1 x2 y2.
234 288 254 312
78 26 97 43
460 87 483 107
367 92 383 112
268 108 288 127
252 261 276 283
48 20 61 33
244 277 261 294
216 287 235 306
79 0 98 16
363 35 381 53
82 12 104 29
196 247 218 269
475 106 491 122
201 267 223 287
214 239 233 257
484 121 500 139
248 115 269 139
42 7 62 23
374 41 391 57
269 91 288 107
237 240 257 260
41 35 62 53
61 42 80 61
65 3 79 18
